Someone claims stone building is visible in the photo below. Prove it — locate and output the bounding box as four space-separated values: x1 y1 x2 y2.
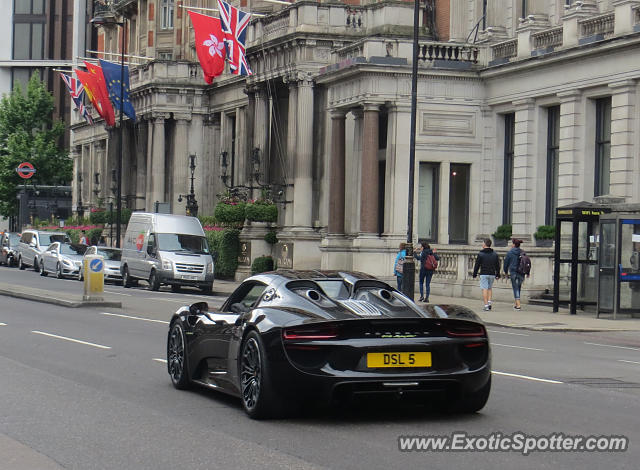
71 0 640 300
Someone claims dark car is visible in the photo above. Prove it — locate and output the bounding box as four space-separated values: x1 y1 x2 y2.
0 232 20 267
166 270 491 419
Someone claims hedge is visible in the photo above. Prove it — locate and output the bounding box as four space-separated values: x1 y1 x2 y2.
264 230 278 245
245 202 277 223
252 256 274 274
206 228 239 278
214 202 246 225
89 208 132 225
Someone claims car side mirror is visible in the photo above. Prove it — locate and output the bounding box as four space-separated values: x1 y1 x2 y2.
189 302 209 315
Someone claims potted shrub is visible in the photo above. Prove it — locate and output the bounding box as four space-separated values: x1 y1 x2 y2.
492 224 512 247
245 199 278 223
534 225 555 247
214 199 246 226
252 255 274 274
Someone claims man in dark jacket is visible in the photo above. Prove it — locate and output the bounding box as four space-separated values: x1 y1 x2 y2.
473 239 501 311
503 238 525 310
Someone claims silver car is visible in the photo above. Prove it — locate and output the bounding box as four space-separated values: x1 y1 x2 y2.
81 246 123 284
0 232 20 267
39 242 86 279
17 230 71 271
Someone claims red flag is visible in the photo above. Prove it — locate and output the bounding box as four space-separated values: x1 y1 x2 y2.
84 61 116 126
188 11 226 84
75 69 115 127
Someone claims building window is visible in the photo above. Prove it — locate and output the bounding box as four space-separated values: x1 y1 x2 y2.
449 164 470 244
158 51 174 60
595 97 611 197
546 106 560 225
418 163 439 242
503 113 515 224
161 0 174 30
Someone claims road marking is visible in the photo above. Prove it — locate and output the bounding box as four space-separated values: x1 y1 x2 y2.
100 312 169 324
487 330 529 336
104 290 132 297
31 331 111 350
0 322 6 326
145 297 186 303
584 342 640 352
618 359 640 365
491 342 545 351
492 371 563 384
153 358 167 364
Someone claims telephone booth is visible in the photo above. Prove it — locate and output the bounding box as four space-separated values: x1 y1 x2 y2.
553 202 610 315
597 213 640 319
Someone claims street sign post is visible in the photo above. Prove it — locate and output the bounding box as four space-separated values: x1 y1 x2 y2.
16 162 36 179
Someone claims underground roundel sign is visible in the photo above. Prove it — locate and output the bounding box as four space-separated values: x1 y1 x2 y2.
136 233 145 251
16 162 36 179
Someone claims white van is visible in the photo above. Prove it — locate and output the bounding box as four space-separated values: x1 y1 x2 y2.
120 213 214 293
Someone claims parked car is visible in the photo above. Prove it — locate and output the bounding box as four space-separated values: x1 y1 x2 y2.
121 213 214 293
167 270 491 419
16 230 71 271
81 246 122 283
0 232 20 267
39 242 86 279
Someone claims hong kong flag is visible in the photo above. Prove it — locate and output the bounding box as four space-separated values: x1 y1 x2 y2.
188 11 226 84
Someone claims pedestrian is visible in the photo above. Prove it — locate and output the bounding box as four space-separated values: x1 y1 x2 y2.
472 238 501 311
414 242 439 302
393 242 406 291
97 236 107 247
503 238 526 310
79 230 89 245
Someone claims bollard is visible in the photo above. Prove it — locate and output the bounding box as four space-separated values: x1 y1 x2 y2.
83 255 105 301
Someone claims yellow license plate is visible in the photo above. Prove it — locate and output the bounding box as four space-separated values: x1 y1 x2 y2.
366 352 431 368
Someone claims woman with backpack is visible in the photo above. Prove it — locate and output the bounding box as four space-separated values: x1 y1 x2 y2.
503 238 530 311
414 242 439 303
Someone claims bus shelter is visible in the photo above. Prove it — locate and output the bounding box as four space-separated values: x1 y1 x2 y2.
553 202 611 315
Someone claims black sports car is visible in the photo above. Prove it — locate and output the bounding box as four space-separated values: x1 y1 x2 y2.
166 270 491 419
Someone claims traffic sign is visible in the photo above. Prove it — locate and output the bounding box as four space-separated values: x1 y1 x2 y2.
89 258 104 272
16 162 36 179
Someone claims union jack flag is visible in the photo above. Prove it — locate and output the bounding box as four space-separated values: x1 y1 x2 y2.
60 73 94 125
217 0 252 76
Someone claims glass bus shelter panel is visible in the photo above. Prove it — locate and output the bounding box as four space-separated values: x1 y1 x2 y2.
559 221 573 259
557 263 571 302
619 220 640 313
578 263 598 303
598 221 616 312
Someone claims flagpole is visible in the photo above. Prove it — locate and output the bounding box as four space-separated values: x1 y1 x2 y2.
115 18 126 249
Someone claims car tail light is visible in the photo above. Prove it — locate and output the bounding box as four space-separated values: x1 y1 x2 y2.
445 323 486 338
283 324 339 340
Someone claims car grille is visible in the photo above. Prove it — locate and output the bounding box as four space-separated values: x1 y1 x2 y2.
175 263 204 274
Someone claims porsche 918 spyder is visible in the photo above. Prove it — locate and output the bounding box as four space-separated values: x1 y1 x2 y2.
166 270 491 419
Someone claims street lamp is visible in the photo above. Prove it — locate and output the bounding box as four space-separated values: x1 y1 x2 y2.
178 154 199 217
91 11 126 248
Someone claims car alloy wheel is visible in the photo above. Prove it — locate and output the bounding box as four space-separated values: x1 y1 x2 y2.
18 256 25 270
40 260 48 277
148 270 160 291
56 263 63 279
241 337 262 412
33 258 39 272
167 323 190 389
77 270 83 281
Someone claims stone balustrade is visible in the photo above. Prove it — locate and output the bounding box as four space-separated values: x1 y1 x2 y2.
420 42 479 63
634 6 640 26
579 13 615 39
491 39 518 62
532 26 563 50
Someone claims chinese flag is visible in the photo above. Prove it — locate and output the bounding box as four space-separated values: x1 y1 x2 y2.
84 61 116 127
188 11 226 84
75 69 115 127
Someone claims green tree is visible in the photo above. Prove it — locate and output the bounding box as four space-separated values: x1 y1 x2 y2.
0 72 71 218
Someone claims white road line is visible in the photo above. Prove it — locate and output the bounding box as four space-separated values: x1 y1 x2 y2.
145 297 186 303
104 290 133 297
31 331 111 350
100 312 169 324
584 342 640 352
0 322 6 326
618 359 640 365
491 342 545 351
153 358 167 364
487 330 529 336
492 371 563 384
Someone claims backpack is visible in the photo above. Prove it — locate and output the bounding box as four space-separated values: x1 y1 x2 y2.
424 253 438 271
517 252 531 275
395 255 405 273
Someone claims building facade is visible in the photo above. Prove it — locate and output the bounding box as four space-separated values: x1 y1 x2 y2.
71 0 640 299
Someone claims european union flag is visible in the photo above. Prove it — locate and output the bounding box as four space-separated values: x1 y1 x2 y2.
99 59 136 122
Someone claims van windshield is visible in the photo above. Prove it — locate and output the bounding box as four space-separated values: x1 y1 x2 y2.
40 233 69 246
156 233 209 254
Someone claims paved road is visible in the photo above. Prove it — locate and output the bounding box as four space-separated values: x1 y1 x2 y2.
2 269 640 469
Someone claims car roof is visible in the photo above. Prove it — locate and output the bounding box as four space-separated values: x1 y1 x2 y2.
250 269 380 282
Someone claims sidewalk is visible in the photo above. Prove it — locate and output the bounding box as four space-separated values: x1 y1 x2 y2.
2 278 639 332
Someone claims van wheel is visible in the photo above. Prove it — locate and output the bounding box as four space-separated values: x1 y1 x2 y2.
18 256 25 270
122 266 132 288
199 285 212 294
171 285 181 293
148 270 161 291
33 257 40 272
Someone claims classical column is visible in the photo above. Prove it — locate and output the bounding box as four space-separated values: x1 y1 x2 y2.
253 87 268 187
328 109 346 235
292 75 314 228
512 98 536 240
71 146 80 214
151 114 166 206
360 103 380 235
285 81 297 228
173 115 191 214
557 91 583 207
608 80 636 200
135 120 148 210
